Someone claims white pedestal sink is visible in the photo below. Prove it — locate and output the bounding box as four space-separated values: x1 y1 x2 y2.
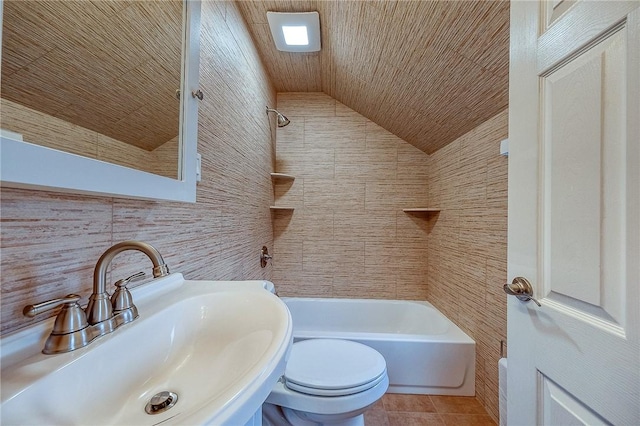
1 274 292 425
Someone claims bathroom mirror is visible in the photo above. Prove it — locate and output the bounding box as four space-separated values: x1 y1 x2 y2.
0 0 200 202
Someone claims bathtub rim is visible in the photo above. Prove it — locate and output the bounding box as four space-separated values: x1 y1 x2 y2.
281 297 475 344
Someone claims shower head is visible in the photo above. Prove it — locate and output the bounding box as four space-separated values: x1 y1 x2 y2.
266 107 291 127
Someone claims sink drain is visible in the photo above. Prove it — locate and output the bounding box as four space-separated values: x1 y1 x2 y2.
145 391 178 415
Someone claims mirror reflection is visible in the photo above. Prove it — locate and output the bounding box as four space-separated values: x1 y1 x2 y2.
0 0 183 179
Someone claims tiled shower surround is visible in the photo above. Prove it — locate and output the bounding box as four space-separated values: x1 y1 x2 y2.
0 5 507 424
272 93 431 299
272 93 508 422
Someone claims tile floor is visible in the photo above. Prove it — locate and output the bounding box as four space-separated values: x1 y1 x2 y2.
364 394 497 426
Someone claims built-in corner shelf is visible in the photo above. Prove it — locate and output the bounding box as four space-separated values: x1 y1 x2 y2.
270 172 295 181
270 173 296 212
402 208 441 213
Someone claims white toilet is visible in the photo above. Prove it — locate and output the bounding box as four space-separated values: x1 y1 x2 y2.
263 339 389 426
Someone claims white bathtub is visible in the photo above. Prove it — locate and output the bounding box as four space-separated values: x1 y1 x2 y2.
282 298 475 396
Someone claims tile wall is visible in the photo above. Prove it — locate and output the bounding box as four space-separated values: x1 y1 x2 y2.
0 1 276 335
272 92 431 299
426 109 508 422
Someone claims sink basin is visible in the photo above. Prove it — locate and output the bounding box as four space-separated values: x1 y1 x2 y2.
1 274 292 425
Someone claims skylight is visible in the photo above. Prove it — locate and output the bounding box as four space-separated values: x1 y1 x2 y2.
282 26 309 46
267 12 321 52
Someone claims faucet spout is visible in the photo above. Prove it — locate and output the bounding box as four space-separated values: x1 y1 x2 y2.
86 241 169 326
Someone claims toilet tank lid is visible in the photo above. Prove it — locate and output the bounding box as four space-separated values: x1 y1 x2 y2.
285 339 387 390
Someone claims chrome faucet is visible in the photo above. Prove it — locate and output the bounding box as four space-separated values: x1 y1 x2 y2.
23 240 170 354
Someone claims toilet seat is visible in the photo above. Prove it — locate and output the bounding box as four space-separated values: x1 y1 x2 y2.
265 339 390 419
283 339 387 396
286 370 387 396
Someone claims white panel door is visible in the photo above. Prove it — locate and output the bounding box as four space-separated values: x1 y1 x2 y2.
507 1 639 424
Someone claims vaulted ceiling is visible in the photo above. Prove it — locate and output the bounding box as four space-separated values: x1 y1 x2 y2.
237 0 510 154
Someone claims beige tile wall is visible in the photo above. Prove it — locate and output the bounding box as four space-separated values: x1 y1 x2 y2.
0 1 277 335
1 99 179 179
272 92 431 300
426 109 508 423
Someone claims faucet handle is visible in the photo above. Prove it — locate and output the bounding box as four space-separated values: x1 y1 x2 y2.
24 294 89 335
23 294 82 318
24 295 94 355
111 272 142 321
114 271 146 288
